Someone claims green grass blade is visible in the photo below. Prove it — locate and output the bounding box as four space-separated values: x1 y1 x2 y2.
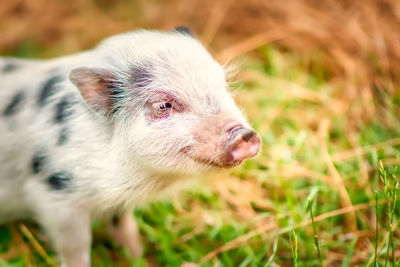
309 198 323 267
289 230 298 267
264 238 279 267
342 238 357 267
374 191 379 267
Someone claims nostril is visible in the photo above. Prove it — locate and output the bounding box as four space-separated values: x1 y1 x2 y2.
228 126 243 139
241 129 255 142
229 126 255 142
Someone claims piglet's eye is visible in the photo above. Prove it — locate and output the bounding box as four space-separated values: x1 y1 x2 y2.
152 102 172 110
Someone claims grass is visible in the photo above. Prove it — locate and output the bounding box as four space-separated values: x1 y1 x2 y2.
308 199 323 266
379 161 399 267
374 190 379 267
289 230 298 267
1 42 400 266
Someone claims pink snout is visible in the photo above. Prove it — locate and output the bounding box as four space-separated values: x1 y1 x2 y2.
221 126 260 167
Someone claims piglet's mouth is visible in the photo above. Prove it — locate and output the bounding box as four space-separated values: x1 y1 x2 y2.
179 146 224 168
179 146 244 168
192 156 242 168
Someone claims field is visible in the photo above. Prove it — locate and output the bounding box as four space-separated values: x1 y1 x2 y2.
1 0 400 266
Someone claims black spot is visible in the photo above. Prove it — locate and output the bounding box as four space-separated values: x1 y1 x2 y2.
38 75 64 106
3 63 18 72
32 151 47 174
130 65 153 89
174 26 195 37
55 95 75 123
47 172 71 190
3 91 25 116
57 127 69 145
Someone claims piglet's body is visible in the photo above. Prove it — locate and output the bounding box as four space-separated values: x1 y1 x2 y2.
0 29 260 266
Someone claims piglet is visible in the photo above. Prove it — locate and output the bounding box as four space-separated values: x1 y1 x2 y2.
0 27 260 266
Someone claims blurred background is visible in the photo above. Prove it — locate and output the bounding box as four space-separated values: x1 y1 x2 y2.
1 0 400 266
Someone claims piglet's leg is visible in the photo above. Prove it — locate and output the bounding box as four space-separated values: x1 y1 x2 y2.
108 212 143 257
36 207 92 267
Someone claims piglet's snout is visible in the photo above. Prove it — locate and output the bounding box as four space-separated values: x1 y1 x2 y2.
221 126 260 166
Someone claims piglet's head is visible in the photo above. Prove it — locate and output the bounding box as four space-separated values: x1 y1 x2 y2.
69 29 260 173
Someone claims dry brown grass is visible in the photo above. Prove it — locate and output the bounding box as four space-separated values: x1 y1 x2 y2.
2 0 399 77
1 0 398 120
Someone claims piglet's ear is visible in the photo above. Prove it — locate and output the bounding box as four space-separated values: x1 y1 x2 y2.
70 67 119 114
